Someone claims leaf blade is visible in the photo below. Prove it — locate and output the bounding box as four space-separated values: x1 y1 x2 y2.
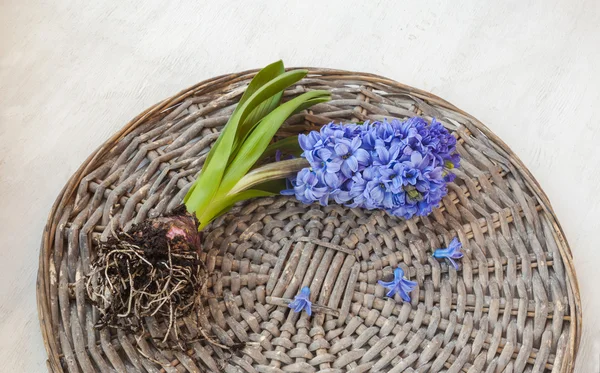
262 135 302 159
218 90 330 195
231 61 286 156
197 189 275 230
237 60 285 107
227 158 308 196
184 68 310 218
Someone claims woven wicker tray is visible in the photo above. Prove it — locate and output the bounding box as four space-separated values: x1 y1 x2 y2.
37 68 581 373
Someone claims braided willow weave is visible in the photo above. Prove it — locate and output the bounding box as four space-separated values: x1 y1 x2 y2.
37 69 581 373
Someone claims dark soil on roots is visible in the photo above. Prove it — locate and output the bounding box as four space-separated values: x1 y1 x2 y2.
86 210 207 348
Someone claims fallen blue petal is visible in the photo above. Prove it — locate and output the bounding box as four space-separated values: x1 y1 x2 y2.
289 286 312 316
433 237 464 270
378 267 416 302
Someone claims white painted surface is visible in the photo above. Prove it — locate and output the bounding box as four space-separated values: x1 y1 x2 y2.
1 0 598 371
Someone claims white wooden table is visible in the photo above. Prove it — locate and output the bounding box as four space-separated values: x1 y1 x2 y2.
1 0 598 371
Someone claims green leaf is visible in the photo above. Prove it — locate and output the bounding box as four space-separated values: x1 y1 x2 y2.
233 93 283 156
197 189 275 230
231 61 286 156
230 92 284 164
262 136 302 159
185 61 284 205
222 189 276 208
183 180 197 204
218 90 330 196
236 69 309 131
251 179 288 194
226 158 308 196
237 60 285 108
184 68 309 217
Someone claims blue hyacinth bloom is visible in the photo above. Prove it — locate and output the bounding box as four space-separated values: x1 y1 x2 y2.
378 267 417 302
379 162 406 193
298 131 324 152
433 237 464 270
281 168 328 205
287 117 460 220
333 137 370 178
373 141 401 167
289 286 312 316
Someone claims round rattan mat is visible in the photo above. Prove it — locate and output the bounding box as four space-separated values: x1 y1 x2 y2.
37 68 581 373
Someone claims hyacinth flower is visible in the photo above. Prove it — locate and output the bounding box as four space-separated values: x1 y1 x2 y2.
378 267 417 302
289 287 312 316
334 137 371 178
433 237 464 270
283 117 460 220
